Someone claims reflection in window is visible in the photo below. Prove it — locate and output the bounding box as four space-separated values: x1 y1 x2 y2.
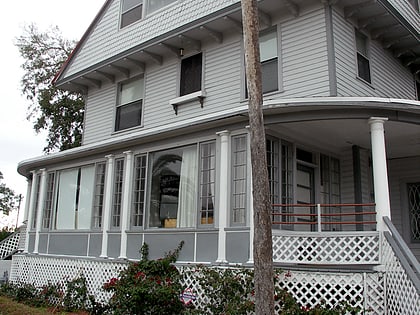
149 146 198 228
260 28 278 93
355 30 371 83
121 0 143 28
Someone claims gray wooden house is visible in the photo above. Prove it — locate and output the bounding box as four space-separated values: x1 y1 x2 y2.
8 0 420 313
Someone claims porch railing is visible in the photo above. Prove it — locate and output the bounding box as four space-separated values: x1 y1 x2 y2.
272 203 376 232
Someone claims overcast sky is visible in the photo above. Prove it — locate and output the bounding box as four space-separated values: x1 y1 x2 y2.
0 0 105 227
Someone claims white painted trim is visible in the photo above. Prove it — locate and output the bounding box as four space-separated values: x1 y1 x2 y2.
169 90 206 106
33 169 47 254
119 151 133 259
24 172 38 253
100 155 115 258
216 130 230 263
368 117 391 232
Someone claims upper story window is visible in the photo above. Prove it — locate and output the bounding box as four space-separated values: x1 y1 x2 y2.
180 53 203 96
121 0 143 28
116 76 144 132
260 28 278 93
146 0 177 15
355 30 371 84
120 0 177 28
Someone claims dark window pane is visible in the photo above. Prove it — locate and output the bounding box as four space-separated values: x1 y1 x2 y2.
357 53 371 83
180 53 202 96
261 58 278 93
116 100 142 131
121 5 142 28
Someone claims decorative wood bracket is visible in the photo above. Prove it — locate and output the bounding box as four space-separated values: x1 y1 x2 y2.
169 91 205 115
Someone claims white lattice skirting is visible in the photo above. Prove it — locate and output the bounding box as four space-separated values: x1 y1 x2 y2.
0 232 20 260
11 254 388 313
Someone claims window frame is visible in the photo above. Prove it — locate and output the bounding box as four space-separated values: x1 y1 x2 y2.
355 29 372 84
230 134 248 226
120 0 144 28
199 141 216 226
131 154 148 228
92 162 106 229
179 52 203 97
115 76 144 132
111 158 125 229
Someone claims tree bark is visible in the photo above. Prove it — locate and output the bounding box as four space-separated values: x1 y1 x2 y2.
241 0 275 314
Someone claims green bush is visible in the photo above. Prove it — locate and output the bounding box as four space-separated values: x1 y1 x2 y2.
103 241 188 315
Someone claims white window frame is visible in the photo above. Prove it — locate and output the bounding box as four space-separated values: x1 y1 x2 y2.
115 76 144 132
355 29 371 84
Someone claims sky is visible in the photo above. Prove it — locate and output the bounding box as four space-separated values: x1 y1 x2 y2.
0 0 106 228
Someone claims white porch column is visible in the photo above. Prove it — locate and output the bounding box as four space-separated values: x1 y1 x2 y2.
216 130 230 263
33 169 47 254
119 151 134 259
368 117 391 231
100 154 115 258
24 171 38 253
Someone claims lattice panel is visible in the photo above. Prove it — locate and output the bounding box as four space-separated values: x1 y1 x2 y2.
10 255 127 303
272 233 380 264
381 238 420 315
11 255 388 314
0 231 20 259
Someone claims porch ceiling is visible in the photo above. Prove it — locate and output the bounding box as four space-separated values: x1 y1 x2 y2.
268 118 420 159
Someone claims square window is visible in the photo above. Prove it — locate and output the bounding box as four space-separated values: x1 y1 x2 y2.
116 77 144 131
180 53 202 96
121 0 143 28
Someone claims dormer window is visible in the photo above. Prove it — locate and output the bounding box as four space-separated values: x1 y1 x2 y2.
121 0 143 28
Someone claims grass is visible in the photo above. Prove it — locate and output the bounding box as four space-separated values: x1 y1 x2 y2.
0 296 87 315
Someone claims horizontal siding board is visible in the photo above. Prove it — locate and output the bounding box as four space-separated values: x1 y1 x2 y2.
333 8 416 99
83 85 115 145
281 8 330 98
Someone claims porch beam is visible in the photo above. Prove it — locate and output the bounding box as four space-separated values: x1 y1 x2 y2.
368 117 391 231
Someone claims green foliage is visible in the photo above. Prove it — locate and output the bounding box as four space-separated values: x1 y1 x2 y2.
62 274 91 312
103 241 187 315
15 23 84 153
0 171 21 215
194 266 255 314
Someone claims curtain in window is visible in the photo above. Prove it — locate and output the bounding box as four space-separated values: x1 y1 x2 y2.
177 146 198 227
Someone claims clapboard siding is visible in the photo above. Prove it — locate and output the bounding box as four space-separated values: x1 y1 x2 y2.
281 8 330 97
83 85 115 145
333 8 416 99
62 0 240 78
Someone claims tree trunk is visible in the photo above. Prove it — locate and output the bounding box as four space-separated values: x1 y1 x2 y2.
241 0 275 314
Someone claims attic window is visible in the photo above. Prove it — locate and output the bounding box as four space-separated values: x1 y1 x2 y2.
146 0 177 15
121 0 143 28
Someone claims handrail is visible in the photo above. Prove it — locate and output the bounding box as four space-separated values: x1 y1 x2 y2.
383 216 420 277
271 203 376 232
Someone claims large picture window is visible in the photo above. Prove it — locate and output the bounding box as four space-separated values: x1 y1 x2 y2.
116 77 144 131
55 166 95 230
148 145 198 228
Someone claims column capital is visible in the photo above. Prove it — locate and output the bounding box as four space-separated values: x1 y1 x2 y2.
216 130 230 137
123 150 133 156
105 154 115 160
368 117 388 125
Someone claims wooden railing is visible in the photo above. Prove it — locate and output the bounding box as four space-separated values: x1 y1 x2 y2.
271 203 376 232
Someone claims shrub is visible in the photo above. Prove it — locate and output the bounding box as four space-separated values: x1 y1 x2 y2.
103 241 187 315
